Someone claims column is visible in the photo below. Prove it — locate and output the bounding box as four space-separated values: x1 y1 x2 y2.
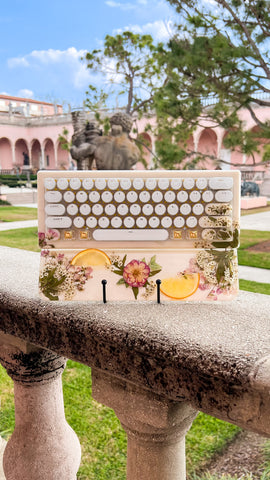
0 334 81 480
92 368 197 480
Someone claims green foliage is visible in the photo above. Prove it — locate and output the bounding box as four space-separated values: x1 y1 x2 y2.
84 31 164 116
0 174 37 188
152 0 270 168
239 279 270 295
58 127 71 151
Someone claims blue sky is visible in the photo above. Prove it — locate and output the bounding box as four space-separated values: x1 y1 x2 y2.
0 0 175 109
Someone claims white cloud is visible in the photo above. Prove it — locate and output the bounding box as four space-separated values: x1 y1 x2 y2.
8 47 87 68
105 1 136 10
114 19 173 42
7 47 93 91
18 89 34 98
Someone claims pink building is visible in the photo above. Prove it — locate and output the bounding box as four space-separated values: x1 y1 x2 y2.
0 95 72 172
0 95 269 194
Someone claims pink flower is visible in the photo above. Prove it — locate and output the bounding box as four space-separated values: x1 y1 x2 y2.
46 229 60 241
41 249 50 257
123 260 150 288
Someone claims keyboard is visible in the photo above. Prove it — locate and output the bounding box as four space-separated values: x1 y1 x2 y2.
38 170 240 302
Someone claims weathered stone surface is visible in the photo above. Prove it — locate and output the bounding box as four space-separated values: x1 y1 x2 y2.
0 246 269 436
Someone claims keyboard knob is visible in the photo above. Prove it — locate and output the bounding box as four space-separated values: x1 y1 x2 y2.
177 191 188 203
63 191 75 203
105 204 116 215
70 178 81 190
86 217 97 228
133 178 144 190
183 178 195 189
67 204 78 216
57 178 68 190
111 217 122 228
80 204 91 216
124 216 135 228
44 178 56 190
149 216 160 228
95 178 106 190
161 216 172 228
196 178 207 190
136 217 147 228
82 178 94 190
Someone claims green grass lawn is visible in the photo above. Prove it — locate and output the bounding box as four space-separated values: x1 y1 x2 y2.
238 230 270 269
0 206 37 222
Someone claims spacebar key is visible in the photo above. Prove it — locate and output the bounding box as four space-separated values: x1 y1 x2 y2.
93 229 169 241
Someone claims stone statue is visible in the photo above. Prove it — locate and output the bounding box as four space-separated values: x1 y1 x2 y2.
241 180 260 197
70 111 140 170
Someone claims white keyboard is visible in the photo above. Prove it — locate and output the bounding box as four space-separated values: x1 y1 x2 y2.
38 170 240 303
38 170 240 248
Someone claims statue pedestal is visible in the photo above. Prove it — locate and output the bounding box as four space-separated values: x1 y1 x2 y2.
241 196 267 209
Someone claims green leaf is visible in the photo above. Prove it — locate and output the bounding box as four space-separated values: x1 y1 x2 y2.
132 287 139 299
116 278 125 285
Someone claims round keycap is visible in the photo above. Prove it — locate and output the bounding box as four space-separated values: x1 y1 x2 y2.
127 191 138 203
177 191 188 203
92 204 103 215
158 178 169 190
120 178 132 190
136 216 147 228
145 178 157 190
133 178 144 190
76 191 88 203
139 191 151 203
63 191 75 203
111 217 122 228
107 178 119 190
161 216 172 228
180 204 192 215
80 204 91 216
186 216 198 228
202 190 214 202
70 178 81 190
89 191 100 203
105 204 116 215
196 178 207 190
155 204 166 215
189 191 201 203
67 204 78 216
117 204 129 216
57 178 69 190
114 191 125 203
164 191 176 203
82 178 94 190
124 216 135 228
86 217 97 228
167 203 178 215
101 191 113 203
130 204 141 215
44 178 56 190
174 216 185 228
183 178 195 189
149 216 160 228
152 191 163 203
95 178 106 190
193 203 204 215
98 217 110 228
73 216 85 228
142 204 154 215
171 178 182 190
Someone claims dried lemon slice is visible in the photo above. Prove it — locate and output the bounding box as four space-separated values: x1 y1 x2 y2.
160 273 200 300
71 248 111 267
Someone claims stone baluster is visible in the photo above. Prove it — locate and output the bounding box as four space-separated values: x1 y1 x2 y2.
92 368 197 480
0 334 81 480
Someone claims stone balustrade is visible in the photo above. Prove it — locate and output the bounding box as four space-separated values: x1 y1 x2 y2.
0 246 269 479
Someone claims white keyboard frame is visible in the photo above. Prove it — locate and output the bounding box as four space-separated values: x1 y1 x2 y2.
38 169 240 250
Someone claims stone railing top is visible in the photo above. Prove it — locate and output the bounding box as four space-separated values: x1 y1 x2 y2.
0 246 269 436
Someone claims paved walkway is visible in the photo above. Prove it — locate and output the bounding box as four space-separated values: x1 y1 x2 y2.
240 210 270 231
